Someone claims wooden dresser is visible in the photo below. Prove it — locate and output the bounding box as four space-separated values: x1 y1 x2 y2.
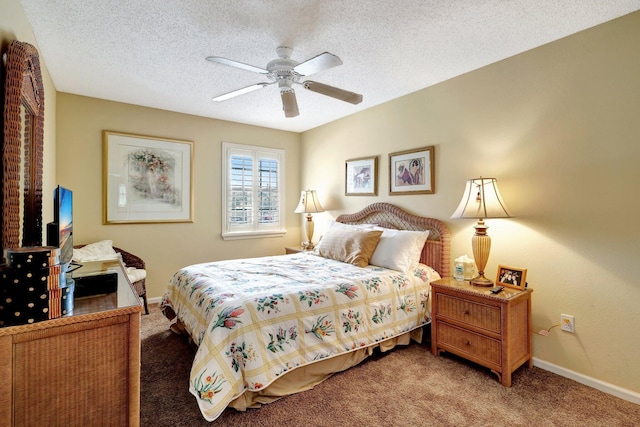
431 277 532 387
0 260 142 426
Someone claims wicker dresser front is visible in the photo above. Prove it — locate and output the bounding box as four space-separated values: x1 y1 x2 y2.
431 278 532 387
0 260 142 426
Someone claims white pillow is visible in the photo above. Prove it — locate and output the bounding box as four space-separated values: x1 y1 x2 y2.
72 240 119 262
369 229 430 272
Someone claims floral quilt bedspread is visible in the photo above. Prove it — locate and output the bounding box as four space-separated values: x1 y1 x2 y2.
163 252 440 421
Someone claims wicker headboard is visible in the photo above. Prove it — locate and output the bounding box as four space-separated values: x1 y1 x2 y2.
335 202 451 278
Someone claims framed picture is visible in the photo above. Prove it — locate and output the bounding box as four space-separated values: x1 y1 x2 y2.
389 146 435 195
103 131 194 224
496 265 528 290
345 156 378 196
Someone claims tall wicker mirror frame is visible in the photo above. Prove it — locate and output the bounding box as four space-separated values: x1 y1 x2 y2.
2 40 45 252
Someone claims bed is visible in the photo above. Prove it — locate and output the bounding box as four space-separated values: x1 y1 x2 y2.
161 202 450 422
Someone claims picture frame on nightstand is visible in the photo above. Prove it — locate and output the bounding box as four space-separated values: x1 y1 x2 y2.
496 265 527 290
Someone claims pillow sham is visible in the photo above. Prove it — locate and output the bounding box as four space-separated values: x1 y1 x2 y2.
316 228 383 268
369 229 430 272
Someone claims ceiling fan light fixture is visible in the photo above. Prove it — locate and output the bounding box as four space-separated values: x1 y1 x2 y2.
207 46 361 116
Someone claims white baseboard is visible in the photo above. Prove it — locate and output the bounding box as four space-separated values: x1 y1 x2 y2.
148 296 162 305
533 357 640 405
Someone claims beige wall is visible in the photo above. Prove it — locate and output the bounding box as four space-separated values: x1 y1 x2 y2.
56 95 302 299
1 0 57 228
302 12 640 395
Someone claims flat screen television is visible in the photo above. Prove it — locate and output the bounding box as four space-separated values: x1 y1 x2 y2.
46 185 73 268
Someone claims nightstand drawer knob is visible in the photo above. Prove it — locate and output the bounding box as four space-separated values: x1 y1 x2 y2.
465 340 471 346
463 309 470 315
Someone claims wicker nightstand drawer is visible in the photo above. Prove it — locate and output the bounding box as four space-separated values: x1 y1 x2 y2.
431 278 533 387
436 322 501 366
436 293 501 333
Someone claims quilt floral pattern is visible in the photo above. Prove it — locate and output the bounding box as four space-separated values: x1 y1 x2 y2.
164 252 439 421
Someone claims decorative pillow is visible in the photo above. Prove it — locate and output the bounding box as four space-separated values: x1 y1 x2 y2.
316 228 383 267
369 229 430 272
313 221 377 251
72 240 119 262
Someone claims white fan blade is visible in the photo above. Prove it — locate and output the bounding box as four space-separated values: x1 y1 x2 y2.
293 52 342 76
281 89 299 118
206 56 268 74
302 81 363 104
212 83 270 101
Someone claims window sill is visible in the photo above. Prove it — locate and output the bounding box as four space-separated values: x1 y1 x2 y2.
222 230 286 241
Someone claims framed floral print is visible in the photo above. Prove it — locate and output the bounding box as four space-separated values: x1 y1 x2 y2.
103 131 194 223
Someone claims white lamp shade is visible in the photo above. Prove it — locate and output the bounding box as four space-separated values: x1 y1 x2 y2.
294 190 325 214
451 177 511 219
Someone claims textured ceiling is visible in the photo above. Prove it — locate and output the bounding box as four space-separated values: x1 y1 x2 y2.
19 0 640 132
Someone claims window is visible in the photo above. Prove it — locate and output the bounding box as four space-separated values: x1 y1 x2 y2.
222 142 286 239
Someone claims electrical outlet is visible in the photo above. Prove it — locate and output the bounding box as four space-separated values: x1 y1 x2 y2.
561 314 575 333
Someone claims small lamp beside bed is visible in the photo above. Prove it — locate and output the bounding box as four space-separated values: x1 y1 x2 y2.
294 189 325 249
451 177 511 287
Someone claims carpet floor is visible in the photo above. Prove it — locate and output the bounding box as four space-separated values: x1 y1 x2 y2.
140 304 639 426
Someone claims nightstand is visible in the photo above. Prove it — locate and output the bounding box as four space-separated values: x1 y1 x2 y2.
430 277 533 387
285 247 307 254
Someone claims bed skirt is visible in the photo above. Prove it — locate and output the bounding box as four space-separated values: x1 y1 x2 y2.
226 327 423 411
163 296 426 414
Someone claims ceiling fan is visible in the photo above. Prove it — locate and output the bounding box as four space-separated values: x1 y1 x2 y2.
206 46 363 118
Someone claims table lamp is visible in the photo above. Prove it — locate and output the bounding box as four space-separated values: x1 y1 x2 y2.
294 190 324 249
451 177 511 287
